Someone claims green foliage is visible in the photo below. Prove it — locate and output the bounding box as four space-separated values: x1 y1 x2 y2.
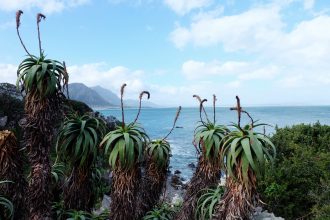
100 122 149 169
194 122 229 161
65 210 92 220
90 165 110 204
52 202 110 220
222 123 276 184
16 53 68 98
64 99 93 115
146 139 171 168
259 123 330 220
90 209 110 220
143 203 180 220
0 180 14 220
56 114 106 167
51 162 66 184
195 185 224 220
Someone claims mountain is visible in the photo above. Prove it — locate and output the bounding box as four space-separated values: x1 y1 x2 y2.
91 86 121 106
124 99 160 108
91 85 160 108
68 83 113 107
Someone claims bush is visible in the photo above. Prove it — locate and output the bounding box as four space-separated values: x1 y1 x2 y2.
259 122 330 220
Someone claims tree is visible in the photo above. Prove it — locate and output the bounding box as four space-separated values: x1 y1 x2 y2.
176 95 228 220
16 10 68 219
56 114 106 211
100 84 149 220
136 106 182 219
215 96 276 219
0 130 27 219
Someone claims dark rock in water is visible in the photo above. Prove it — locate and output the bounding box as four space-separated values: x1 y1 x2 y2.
188 163 196 169
175 126 183 128
174 170 181 175
171 174 183 189
182 183 188 190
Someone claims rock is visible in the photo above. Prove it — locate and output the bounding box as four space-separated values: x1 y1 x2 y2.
101 195 111 209
0 83 23 100
171 193 183 205
105 115 120 130
174 170 181 175
93 195 111 216
188 162 196 169
0 116 8 127
171 174 183 189
253 209 284 220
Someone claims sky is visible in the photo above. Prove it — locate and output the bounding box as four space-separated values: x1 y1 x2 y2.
0 0 330 107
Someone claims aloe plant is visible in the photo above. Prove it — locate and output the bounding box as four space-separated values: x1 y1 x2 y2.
15 10 68 219
215 96 276 219
136 106 181 219
195 185 224 220
176 95 228 220
100 84 149 220
143 203 178 220
0 130 27 219
56 114 106 211
0 180 14 220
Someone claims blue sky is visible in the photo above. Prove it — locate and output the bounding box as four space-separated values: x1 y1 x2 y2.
0 0 329 107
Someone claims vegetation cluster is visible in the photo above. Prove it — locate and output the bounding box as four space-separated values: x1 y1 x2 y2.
0 10 329 220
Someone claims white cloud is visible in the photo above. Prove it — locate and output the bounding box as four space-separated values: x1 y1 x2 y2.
170 5 283 49
68 63 146 99
171 2 330 98
0 0 89 14
182 60 279 82
303 0 315 10
0 64 18 85
164 0 213 15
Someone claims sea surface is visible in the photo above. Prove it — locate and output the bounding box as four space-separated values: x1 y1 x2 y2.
99 106 330 178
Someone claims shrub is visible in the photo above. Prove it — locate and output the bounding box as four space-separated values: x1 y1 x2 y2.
259 122 330 219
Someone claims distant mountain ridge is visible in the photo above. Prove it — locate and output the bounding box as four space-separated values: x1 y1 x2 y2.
68 83 113 107
68 83 159 108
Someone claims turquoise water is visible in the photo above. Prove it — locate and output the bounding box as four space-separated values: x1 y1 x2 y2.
99 106 330 178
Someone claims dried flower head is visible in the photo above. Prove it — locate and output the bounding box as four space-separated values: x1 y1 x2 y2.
16 10 23 29
173 106 182 125
139 91 150 100
193 94 202 103
120 83 127 97
37 13 46 24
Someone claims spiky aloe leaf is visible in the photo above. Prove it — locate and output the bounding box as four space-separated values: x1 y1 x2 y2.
222 123 276 185
195 185 224 220
194 122 229 161
100 122 149 169
16 53 68 98
0 180 14 219
56 114 106 167
146 139 171 168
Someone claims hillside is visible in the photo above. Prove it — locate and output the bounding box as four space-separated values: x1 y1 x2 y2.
91 85 160 108
68 83 113 107
91 85 120 106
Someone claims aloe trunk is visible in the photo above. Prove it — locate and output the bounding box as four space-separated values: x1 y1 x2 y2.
63 165 94 211
213 168 257 220
24 93 62 219
109 166 141 220
0 130 27 219
175 152 221 220
136 156 169 219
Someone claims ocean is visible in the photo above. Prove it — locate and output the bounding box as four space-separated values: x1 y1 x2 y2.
99 106 330 179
